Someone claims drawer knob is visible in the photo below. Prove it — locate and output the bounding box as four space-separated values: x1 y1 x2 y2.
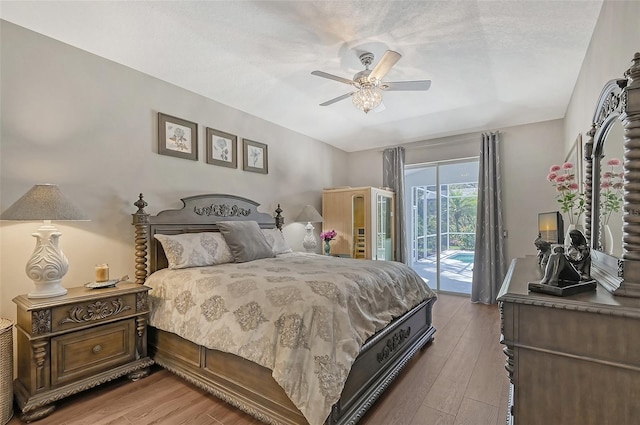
92 344 103 354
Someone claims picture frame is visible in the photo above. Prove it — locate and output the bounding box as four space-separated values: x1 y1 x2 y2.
205 127 237 168
242 139 268 174
565 133 583 190
158 112 198 161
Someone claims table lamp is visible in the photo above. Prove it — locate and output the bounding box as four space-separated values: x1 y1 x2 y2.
1 184 89 298
295 205 323 253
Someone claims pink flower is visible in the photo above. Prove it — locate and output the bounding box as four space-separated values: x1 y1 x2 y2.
546 161 585 224
601 181 612 189
607 158 621 166
320 230 337 241
603 171 614 179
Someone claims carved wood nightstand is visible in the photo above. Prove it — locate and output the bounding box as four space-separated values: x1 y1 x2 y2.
12 282 153 422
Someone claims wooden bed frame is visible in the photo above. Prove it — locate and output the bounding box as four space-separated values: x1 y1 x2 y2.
132 193 436 425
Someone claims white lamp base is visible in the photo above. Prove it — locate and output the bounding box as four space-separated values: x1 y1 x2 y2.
26 223 69 299
302 222 318 253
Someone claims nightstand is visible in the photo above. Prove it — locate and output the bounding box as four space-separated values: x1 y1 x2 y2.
12 282 153 422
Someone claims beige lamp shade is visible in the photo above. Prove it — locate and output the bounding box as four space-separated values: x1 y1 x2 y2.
1 184 88 221
295 205 323 223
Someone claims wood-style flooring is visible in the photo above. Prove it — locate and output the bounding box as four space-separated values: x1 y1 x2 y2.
8 293 509 425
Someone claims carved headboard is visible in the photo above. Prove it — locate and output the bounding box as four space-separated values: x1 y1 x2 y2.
131 193 284 284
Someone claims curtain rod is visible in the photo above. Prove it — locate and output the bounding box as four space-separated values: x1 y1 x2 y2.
378 135 480 152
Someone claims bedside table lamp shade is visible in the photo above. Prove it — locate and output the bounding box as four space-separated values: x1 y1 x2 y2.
295 205 323 253
1 184 88 298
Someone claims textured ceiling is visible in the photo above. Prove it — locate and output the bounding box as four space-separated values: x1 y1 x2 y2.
0 1 603 152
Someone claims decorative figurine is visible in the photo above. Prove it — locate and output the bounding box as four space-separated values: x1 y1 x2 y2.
529 228 597 296
534 233 552 269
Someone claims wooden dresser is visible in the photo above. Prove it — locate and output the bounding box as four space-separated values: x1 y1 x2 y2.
13 282 153 422
497 256 640 425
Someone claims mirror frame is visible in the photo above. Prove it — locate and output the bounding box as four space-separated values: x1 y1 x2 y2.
585 52 640 296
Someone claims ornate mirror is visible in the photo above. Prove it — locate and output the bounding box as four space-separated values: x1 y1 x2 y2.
585 52 640 296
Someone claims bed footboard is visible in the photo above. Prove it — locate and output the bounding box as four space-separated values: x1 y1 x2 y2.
149 297 436 425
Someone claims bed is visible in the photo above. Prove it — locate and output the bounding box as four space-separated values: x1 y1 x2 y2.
131 193 436 425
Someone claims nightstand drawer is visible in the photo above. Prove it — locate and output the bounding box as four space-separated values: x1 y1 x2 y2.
51 319 136 386
52 293 138 333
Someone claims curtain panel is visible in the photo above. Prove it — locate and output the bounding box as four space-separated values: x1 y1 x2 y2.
472 132 506 304
383 147 408 264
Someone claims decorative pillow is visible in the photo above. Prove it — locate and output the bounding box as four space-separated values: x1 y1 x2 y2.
154 232 234 269
217 221 275 263
262 228 293 255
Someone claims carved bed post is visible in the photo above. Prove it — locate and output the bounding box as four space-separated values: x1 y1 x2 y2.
132 194 150 285
274 204 284 231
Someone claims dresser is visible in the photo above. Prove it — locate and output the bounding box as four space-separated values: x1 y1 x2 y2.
322 187 394 260
497 256 640 425
13 282 153 422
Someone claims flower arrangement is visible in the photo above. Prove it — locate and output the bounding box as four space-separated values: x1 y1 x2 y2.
320 230 337 242
600 158 624 225
547 162 585 224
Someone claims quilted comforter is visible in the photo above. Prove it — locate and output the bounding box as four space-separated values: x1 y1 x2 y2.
145 252 435 425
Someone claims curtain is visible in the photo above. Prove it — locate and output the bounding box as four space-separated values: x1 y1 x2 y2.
383 146 408 264
472 132 506 304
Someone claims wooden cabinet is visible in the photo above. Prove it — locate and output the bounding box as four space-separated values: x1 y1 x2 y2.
322 187 394 260
497 256 640 425
13 282 153 422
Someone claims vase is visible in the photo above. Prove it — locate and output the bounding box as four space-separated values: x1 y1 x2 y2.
564 223 584 248
603 224 614 255
324 240 331 256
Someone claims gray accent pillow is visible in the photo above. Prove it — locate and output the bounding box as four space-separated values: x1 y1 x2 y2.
217 221 275 263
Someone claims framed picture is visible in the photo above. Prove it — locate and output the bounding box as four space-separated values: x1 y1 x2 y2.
565 133 583 190
158 112 198 160
243 139 268 174
205 127 237 168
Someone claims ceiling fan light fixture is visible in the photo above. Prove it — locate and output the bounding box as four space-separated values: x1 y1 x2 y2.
352 86 382 114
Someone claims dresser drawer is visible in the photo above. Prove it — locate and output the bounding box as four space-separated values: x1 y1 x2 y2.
51 319 136 386
52 293 138 333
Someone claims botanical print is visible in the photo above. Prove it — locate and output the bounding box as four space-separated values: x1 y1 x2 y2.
247 145 263 168
165 122 192 153
212 136 232 162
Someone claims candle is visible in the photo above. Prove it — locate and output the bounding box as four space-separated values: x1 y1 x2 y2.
95 264 109 282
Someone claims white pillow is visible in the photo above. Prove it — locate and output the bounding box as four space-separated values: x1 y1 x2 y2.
262 228 293 255
154 232 234 269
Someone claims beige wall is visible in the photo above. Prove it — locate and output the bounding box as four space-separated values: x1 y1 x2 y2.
563 0 640 153
0 21 348 319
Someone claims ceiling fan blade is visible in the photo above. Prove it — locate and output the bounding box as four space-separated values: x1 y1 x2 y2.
369 50 402 81
311 71 354 86
380 80 432 91
319 92 354 106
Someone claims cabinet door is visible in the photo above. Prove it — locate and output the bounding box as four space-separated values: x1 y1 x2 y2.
375 193 394 260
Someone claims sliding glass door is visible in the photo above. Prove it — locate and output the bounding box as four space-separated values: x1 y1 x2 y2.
405 159 479 294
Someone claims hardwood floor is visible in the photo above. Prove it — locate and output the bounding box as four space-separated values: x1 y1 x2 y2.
8 293 509 425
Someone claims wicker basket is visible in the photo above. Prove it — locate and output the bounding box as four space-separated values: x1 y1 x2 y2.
0 319 13 425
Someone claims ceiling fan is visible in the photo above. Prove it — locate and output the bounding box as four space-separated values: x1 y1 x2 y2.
311 50 431 114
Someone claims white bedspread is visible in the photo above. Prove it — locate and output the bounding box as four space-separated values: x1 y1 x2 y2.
145 252 435 425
